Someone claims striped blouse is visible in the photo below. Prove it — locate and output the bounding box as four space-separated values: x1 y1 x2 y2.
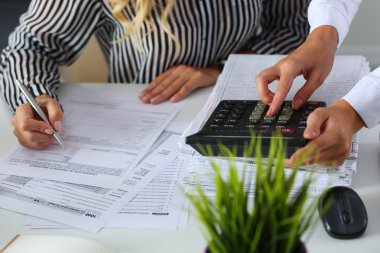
0 0 310 111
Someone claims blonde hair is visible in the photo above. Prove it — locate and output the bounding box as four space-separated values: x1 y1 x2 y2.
109 0 180 55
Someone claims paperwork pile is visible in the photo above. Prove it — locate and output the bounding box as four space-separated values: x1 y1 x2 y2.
0 87 188 232
180 54 370 197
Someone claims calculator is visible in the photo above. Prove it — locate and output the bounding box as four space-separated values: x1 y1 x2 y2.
186 100 326 158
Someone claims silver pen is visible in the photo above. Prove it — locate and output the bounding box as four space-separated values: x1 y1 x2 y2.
16 80 65 147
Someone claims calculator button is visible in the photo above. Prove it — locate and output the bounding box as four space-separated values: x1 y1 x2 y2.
249 114 262 120
248 119 260 124
218 109 230 114
262 120 274 125
253 105 266 110
281 109 293 115
302 111 311 116
209 124 220 128
236 104 247 109
257 101 266 106
212 119 224 124
215 113 228 119
221 104 233 109
298 120 307 127
226 119 238 124
276 120 289 126
232 108 245 114
280 128 296 134
278 115 292 121
223 124 235 128
283 102 292 109
241 101 254 105
262 116 276 125
231 113 242 119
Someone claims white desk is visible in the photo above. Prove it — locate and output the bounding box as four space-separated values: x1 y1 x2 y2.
1 83 380 253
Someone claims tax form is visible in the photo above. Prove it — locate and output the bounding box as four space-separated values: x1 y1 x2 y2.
24 157 190 230
0 87 183 188
0 134 180 232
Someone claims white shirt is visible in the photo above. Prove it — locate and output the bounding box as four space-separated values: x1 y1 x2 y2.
309 0 380 128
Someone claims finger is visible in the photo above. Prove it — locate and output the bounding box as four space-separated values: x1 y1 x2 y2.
268 71 297 116
37 97 63 132
303 108 327 139
292 73 323 109
170 79 199 102
14 126 53 145
140 71 181 103
139 71 171 98
150 75 191 104
297 129 344 165
308 144 348 166
14 104 53 133
14 128 53 148
255 67 279 104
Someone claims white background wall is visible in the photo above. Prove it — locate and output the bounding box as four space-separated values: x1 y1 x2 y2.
338 0 380 69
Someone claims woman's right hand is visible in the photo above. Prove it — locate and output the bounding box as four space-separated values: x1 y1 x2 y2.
11 94 63 150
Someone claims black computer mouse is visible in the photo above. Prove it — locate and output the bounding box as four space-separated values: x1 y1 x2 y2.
318 186 368 239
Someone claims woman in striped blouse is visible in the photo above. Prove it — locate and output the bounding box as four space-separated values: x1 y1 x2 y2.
0 0 310 149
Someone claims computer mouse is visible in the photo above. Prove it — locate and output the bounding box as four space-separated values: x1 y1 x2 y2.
318 186 368 239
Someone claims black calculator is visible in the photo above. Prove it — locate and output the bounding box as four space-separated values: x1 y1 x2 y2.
186 100 326 158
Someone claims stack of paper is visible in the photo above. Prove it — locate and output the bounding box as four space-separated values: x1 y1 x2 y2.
0 87 189 232
179 54 370 197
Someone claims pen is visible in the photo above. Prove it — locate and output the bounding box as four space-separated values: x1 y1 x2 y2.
15 80 65 148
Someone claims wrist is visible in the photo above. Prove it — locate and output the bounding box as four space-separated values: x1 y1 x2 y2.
334 99 365 133
307 25 339 50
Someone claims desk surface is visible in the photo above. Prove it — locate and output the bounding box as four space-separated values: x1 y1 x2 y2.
1 83 380 253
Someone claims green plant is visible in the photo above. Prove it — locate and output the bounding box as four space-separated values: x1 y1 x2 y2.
185 135 320 253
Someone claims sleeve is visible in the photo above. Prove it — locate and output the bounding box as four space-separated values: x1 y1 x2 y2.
342 67 380 128
0 0 105 112
308 0 361 47
250 0 311 54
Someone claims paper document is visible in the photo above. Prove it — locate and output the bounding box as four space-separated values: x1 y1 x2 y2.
0 134 180 232
0 87 182 188
24 156 190 230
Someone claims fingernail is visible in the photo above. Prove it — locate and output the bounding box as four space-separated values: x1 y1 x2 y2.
293 98 303 109
54 121 62 132
45 129 54 135
266 107 273 116
305 129 318 138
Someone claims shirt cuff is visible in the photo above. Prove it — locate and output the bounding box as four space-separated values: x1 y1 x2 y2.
342 67 380 128
308 2 349 48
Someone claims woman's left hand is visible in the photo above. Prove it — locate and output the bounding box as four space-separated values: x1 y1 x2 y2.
139 65 220 104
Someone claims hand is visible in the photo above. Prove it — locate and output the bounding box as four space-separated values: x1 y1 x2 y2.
256 26 339 116
11 94 63 150
139 65 220 104
287 100 365 167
